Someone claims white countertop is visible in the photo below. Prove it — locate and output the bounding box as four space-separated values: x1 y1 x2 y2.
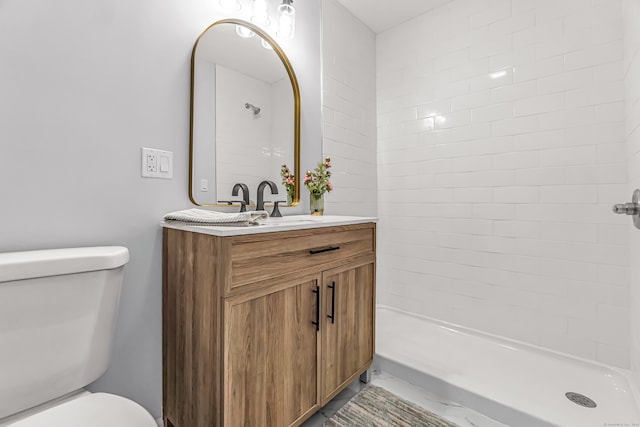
161 215 377 237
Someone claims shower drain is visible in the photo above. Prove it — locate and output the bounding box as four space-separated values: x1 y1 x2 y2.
565 392 597 408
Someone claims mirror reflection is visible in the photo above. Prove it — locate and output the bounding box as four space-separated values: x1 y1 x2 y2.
190 19 299 207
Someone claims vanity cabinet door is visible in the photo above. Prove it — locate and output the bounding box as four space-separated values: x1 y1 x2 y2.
224 277 320 427
321 261 375 404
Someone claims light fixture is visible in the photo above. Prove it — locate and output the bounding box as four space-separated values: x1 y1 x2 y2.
251 0 271 27
219 0 241 11
236 24 255 38
277 0 295 40
261 39 273 50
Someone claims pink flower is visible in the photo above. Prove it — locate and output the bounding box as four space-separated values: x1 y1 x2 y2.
304 159 334 195
280 163 294 188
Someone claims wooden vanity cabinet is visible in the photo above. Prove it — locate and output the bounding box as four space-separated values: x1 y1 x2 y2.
224 275 320 426
321 261 375 404
163 222 376 427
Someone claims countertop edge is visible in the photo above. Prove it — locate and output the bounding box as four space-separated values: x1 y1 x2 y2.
161 215 378 237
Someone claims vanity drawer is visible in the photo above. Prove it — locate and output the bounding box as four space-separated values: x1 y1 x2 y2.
227 224 375 292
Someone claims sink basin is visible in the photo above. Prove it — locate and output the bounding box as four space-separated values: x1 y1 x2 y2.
264 216 320 227
267 220 317 226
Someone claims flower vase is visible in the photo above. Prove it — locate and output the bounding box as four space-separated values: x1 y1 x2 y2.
310 193 324 216
287 191 294 206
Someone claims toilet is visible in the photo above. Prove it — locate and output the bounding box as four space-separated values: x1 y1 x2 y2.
0 246 157 427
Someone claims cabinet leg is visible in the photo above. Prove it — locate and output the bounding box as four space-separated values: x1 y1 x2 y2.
359 369 371 384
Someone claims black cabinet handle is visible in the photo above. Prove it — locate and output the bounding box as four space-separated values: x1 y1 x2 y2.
309 246 340 255
328 282 336 324
311 285 320 331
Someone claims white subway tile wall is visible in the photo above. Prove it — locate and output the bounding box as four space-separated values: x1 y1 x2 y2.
377 0 630 367
623 0 640 380
321 0 377 216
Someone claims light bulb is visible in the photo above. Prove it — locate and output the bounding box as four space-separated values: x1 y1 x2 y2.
251 0 271 26
219 0 241 11
236 25 255 38
261 39 273 50
277 0 295 39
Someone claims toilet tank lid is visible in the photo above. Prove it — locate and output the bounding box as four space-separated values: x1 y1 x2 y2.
0 246 130 283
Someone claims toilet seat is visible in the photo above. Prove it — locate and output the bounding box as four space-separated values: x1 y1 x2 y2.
7 393 157 427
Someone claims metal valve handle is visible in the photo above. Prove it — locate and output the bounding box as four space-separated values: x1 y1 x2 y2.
612 203 639 215
612 189 640 229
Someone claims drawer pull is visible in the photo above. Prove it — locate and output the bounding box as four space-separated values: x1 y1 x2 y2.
328 281 336 324
311 285 320 331
309 246 340 255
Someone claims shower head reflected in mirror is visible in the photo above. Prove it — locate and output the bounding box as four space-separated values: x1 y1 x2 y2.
245 103 261 115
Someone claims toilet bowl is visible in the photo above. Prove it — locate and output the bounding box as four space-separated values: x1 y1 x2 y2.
3 392 156 427
0 247 156 427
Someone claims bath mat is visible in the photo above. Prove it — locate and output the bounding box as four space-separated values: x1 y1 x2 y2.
323 385 458 427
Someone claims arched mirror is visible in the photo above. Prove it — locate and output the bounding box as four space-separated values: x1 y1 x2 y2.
189 19 300 207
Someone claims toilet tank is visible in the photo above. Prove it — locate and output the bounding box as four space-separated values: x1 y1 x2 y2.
0 247 130 420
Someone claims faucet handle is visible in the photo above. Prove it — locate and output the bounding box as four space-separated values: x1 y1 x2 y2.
218 200 247 212
268 201 286 217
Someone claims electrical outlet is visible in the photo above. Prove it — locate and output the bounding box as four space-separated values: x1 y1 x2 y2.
142 148 173 179
147 154 157 172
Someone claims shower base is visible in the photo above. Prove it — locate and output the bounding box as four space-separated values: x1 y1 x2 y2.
374 305 640 427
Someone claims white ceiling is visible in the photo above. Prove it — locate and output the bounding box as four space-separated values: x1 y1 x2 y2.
335 0 453 33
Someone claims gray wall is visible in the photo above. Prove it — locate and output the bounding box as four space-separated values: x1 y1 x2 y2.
0 0 321 418
321 0 377 217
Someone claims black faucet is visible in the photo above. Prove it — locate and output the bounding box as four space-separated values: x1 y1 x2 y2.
256 180 278 212
218 200 247 212
232 183 250 212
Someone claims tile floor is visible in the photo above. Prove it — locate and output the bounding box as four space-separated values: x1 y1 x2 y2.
301 370 509 427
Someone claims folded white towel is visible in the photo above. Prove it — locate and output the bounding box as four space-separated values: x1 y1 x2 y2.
163 208 269 226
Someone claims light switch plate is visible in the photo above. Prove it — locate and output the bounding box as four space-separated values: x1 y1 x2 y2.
142 148 173 179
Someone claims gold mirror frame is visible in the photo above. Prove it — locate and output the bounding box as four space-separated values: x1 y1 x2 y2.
189 19 301 207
